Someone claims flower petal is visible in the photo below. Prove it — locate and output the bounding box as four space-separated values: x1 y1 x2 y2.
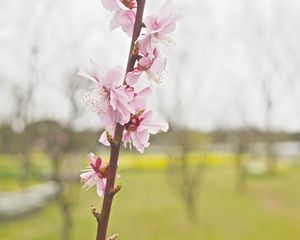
101 0 120 11
96 179 106 197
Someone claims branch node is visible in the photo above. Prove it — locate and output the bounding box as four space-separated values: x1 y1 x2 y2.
106 131 114 146
109 184 122 196
107 234 118 240
91 205 102 222
132 41 139 57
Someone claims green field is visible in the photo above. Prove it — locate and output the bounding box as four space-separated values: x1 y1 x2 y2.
1 158 300 240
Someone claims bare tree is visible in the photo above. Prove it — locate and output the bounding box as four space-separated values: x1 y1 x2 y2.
158 53 207 220
239 0 287 175
4 1 83 239
11 40 39 182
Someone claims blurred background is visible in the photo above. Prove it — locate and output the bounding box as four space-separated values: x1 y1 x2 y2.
1 0 300 239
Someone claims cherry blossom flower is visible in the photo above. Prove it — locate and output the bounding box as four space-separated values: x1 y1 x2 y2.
79 65 135 127
80 153 108 197
101 0 137 36
99 86 153 146
139 0 179 54
123 110 169 153
126 48 167 85
110 9 136 36
100 110 168 153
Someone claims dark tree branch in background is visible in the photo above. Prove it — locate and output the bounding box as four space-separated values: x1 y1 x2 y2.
157 52 207 220
96 1 146 239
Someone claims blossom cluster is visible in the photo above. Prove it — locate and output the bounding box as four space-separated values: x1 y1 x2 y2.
80 0 178 196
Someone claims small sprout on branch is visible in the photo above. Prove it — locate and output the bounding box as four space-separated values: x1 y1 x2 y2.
132 41 139 57
91 205 102 222
109 184 122 196
106 131 114 146
107 234 118 240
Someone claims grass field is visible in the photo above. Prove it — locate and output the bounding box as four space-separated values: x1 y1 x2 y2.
1 156 300 240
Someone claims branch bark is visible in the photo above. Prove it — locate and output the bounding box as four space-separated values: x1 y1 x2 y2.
96 1 146 240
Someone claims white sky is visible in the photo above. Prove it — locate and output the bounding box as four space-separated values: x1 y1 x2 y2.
0 0 300 132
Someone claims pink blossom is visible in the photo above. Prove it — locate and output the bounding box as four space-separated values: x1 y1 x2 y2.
145 0 178 35
110 9 136 37
139 0 179 55
99 86 153 146
126 48 167 85
80 153 108 197
78 65 134 127
101 0 136 36
100 110 168 153
123 110 169 153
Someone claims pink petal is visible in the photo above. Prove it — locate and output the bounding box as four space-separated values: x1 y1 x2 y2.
116 101 132 124
103 66 123 87
126 69 142 85
144 15 159 33
160 0 176 17
118 10 135 36
122 131 131 143
150 57 167 73
138 55 153 69
102 105 118 128
130 132 145 153
159 1 179 34
80 171 94 183
99 131 110 146
96 179 106 197
109 89 118 110
138 34 155 56
129 86 153 112
101 0 120 11
144 119 169 134
137 86 153 98
141 111 169 133
110 10 135 36
136 126 150 145
87 152 97 163
78 70 99 84
94 157 102 168
80 171 97 188
110 13 121 30
142 110 153 121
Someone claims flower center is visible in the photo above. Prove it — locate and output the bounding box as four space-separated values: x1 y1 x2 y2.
90 162 109 178
100 86 110 100
124 113 144 132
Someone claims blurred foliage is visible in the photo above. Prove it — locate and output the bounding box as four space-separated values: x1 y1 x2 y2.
0 120 299 239
0 151 295 192
0 120 100 154
1 166 300 240
1 121 299 155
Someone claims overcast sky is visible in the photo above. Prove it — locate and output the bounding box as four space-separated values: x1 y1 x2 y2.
0 0 300 132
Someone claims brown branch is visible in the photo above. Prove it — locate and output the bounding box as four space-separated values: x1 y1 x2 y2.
96 1 146 240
